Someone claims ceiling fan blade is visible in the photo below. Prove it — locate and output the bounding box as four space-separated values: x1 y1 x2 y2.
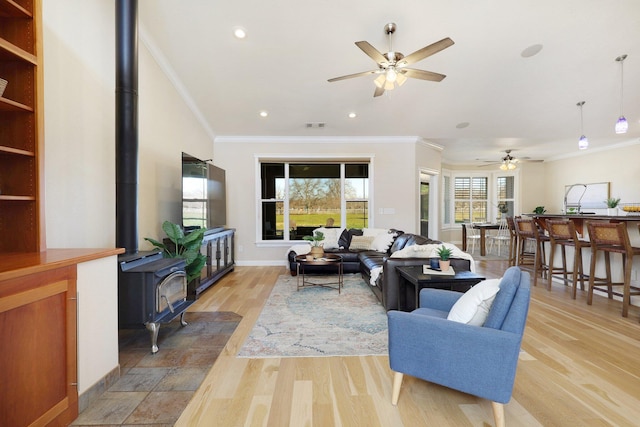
355 41 388 64
373 86 385 97
328 70 378 82
403 68 446 82
400 37 454 66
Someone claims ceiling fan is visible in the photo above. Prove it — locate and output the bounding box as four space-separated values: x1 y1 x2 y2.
479 150 543 170
327 23 454 97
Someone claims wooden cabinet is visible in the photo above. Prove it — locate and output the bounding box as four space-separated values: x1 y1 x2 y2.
191 228 235 298
0 0 45 252
0 264 78 426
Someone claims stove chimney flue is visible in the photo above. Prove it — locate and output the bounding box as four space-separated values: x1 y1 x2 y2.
115 0 139 254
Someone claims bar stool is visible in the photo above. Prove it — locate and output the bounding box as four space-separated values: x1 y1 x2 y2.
545 219 590 298
505 216 518 266
514 217 549 285
586 222 640 318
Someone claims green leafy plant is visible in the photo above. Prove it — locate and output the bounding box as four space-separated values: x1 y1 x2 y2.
605 197 621 208
533 206 546 214
436 245 453 261
145 220 206 283
303 230 325 247
497 202 509 214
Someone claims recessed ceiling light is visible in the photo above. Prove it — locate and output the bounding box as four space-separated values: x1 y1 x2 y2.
456 122 470 129
521 44 543 58
233 27 247 39
259 110 268 118
348 112 357 118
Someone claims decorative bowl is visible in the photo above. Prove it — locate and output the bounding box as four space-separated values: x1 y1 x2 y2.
620 203 640 215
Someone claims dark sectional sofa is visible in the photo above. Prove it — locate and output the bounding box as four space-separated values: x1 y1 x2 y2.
287 229 472 311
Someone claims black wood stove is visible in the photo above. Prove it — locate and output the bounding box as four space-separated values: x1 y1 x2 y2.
118 251 195 353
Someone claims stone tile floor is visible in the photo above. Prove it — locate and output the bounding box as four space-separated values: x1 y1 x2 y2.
71 311 241 426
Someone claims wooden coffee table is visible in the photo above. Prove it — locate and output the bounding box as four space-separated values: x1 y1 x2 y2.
396 265 485 311
295 254 344 293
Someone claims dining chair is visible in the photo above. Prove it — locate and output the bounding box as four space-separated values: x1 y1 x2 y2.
463 223 481 254
545 218 590 297
488 219 511 257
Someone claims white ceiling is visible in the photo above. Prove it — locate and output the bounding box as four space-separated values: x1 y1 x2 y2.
139 0 640 165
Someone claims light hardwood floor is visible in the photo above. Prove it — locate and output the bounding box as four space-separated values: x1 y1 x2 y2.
175 261 640 426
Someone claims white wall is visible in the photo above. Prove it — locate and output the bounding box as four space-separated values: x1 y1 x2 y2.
213 137 442 265
77 256 119 394
540 141 640 211
43 0 214 250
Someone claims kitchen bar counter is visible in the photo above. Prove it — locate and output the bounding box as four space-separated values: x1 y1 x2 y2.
527 214 640 234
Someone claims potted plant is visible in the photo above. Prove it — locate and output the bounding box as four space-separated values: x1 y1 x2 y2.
533 206 546 214
436 245 453 271
605 197 621 215
145 220 207 284
303 230 325 258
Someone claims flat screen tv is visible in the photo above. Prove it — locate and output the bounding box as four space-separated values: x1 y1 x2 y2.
181 152 227 232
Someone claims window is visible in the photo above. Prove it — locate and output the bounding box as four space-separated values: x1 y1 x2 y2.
260 162 369 241
442 169 518 228
453 176 488 223
496 175 515 218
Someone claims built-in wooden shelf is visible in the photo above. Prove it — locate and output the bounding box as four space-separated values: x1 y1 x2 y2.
0 145 35 156
0 0 32 18
0 96 34 112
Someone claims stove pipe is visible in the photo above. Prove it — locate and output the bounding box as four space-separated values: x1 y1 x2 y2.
115 0 139 254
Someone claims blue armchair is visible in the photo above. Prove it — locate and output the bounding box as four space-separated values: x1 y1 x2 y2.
388 266 531 427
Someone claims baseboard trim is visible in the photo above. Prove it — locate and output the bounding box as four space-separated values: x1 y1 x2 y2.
78 365 120 413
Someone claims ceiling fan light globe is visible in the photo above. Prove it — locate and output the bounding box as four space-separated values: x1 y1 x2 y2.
615 116 628 134
374 74 386 88
384 80 395 91
386 68 398 82
508 162 516 170
396 73 408 86
500 163 508 171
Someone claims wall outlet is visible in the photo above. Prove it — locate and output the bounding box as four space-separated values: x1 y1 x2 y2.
238 245 244 253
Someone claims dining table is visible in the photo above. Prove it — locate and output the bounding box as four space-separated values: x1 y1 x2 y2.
461 223 501 256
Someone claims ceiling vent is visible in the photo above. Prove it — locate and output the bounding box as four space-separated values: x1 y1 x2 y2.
305 122 326 128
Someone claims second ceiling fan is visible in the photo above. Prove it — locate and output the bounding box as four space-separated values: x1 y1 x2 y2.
328 23 454 97
480 150 544 170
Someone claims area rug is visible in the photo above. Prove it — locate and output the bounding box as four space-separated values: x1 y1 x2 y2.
72 312 241 426
238 274 388 358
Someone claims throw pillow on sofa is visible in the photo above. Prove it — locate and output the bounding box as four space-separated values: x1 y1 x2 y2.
313 227 345 250
349 235 375 250
447 278 501 326
338 228 364 249
370 231 396 252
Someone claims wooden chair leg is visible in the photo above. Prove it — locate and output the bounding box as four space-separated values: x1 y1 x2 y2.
391 372 403 405
491 401 505 427
588 249 596 305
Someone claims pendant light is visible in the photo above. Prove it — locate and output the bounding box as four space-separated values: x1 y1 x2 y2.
577 101 588 150
615 54 628 134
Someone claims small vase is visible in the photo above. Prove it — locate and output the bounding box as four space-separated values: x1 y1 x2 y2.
607 208 616 216
438 259 451 271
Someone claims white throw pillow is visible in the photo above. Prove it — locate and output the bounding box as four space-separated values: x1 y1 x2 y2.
447 279 501 326
313 227 345 250
349 235 375 250
370 231 395 252
390 244 440 258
